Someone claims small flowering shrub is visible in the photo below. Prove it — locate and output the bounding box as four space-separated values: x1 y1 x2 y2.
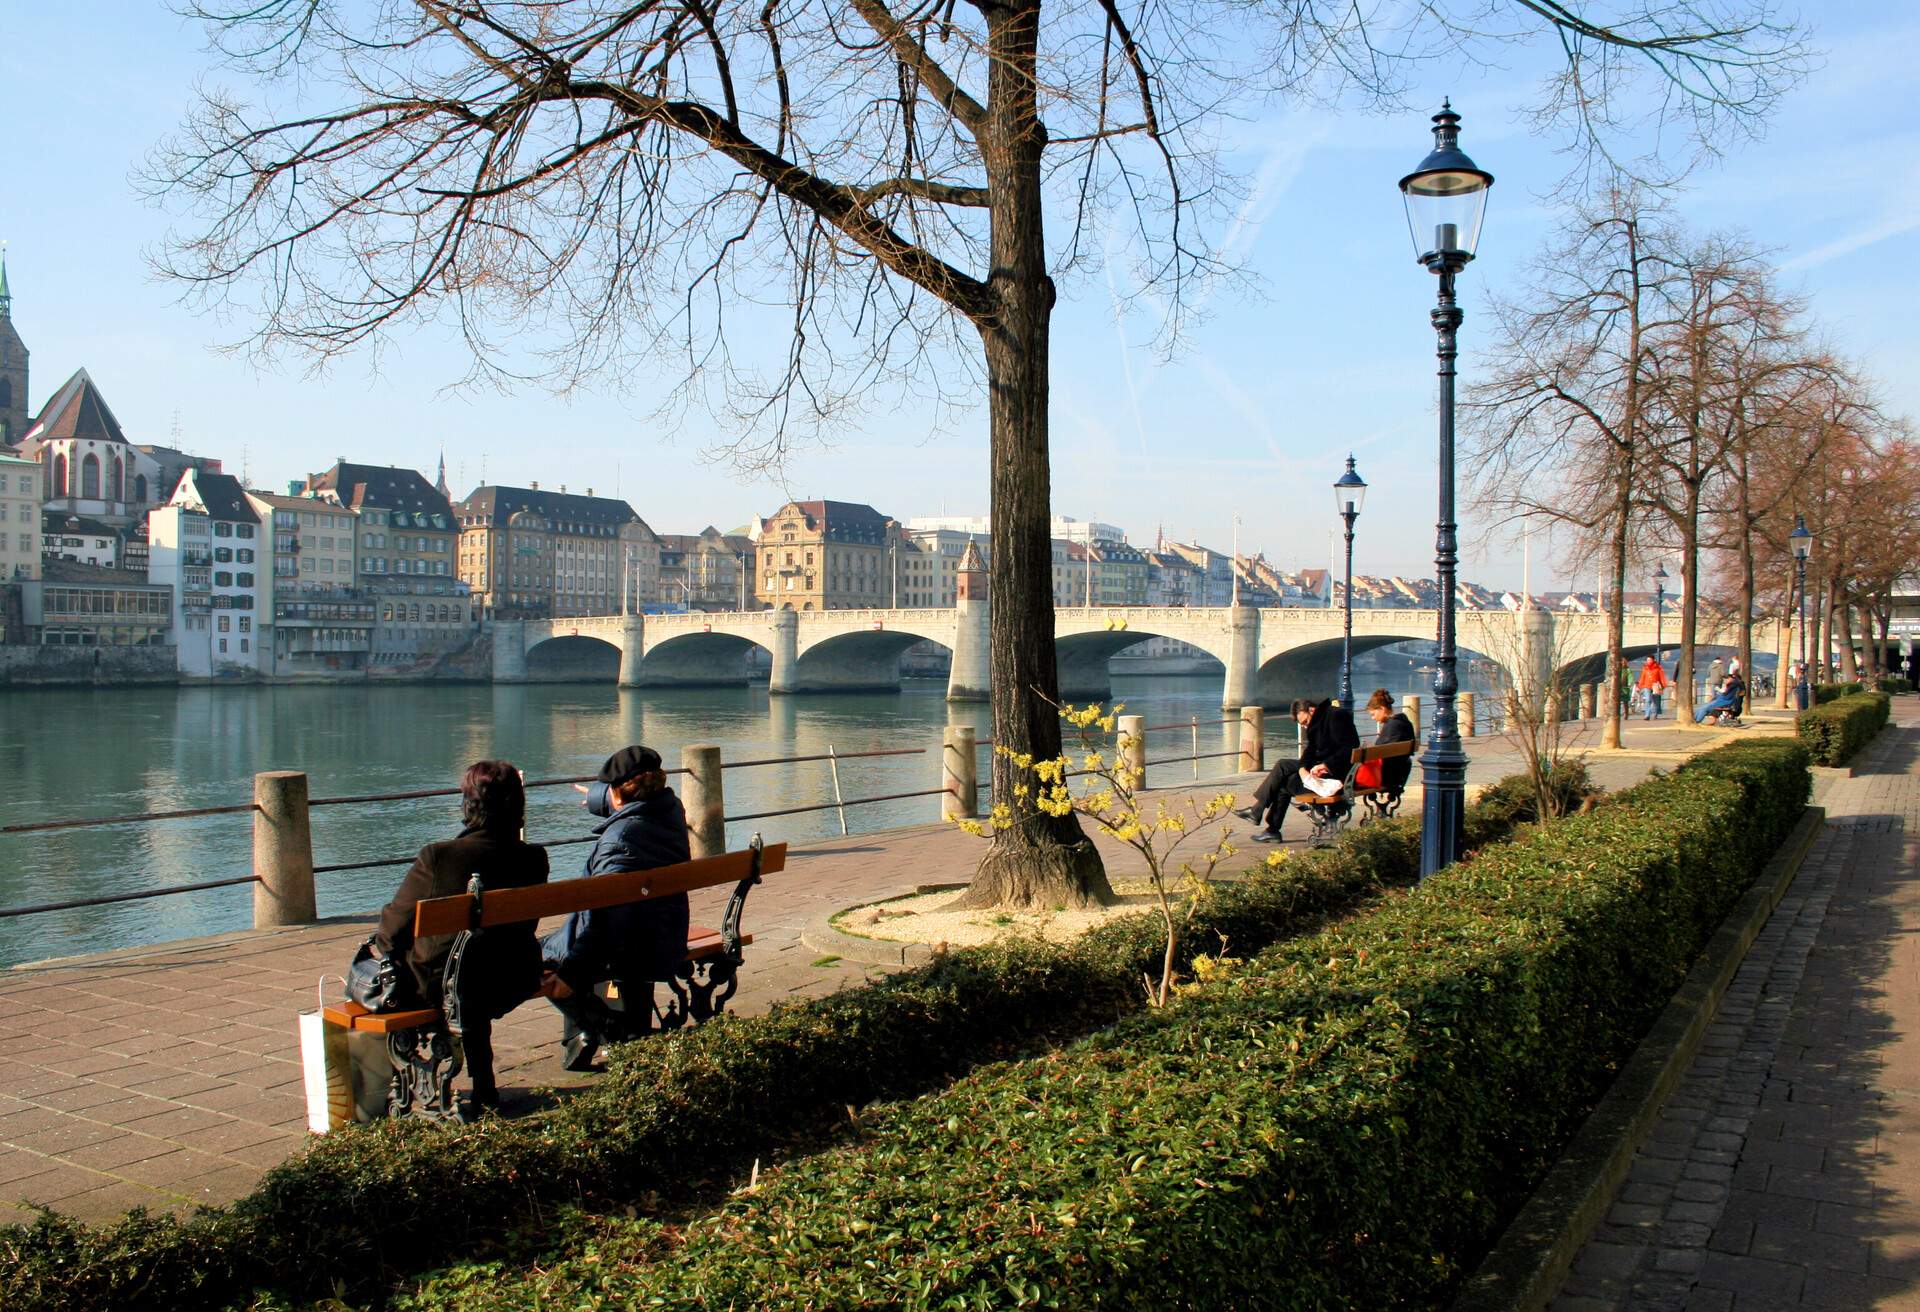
955 701 1236 1006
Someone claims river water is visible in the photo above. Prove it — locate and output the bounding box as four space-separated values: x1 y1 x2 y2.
0 653 1488 966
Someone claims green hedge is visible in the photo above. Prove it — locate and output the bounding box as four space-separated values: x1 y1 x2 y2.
1813 680 1864 704
1797 689 1891 766
1882 676 1912 694
0 770 1577 1312
383 739 1810 1312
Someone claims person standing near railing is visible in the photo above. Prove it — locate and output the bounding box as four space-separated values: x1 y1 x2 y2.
374 760 549 1115
540 745 691 1071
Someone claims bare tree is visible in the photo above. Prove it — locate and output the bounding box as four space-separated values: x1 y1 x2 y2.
1463 188 1685 750
149 1 1809 905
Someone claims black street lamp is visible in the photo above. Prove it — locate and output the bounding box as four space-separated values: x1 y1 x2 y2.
1334 455 1368 707
1653 560 1668 670
1791 515 1814 709
1401 100 1493 882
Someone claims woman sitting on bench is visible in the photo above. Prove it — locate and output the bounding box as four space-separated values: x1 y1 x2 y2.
374 760 549 1115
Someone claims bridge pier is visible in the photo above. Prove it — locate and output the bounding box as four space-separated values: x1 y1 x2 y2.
768 609 800 695
947 597 989 703
491 619 528 683
616 614 646 687
1222 606 1259 710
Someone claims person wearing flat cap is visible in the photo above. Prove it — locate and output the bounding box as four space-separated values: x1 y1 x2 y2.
539 745 692 1071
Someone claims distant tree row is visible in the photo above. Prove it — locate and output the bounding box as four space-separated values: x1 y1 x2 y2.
1465 190 1916 737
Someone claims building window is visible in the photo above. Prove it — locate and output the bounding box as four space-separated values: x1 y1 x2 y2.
237 524 254 539
52 454 67 497
215 571 233 587
80 453 101 499
219 638 228 653
218 616 231 632
215 522 233 537
215 547 233 562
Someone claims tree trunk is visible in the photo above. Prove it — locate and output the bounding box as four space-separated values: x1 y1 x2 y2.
1603 452 1630 748
1736 446 1756 685
1676 482 1701 724
956 0 1111 911
1838 590 1860 681
1810 577 1827 683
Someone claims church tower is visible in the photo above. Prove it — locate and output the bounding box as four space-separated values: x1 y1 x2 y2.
0 253 28 446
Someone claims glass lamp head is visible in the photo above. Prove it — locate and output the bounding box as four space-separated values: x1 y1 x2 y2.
1334 454 1368 518
1400 101 1493 266
1790 514 1813 561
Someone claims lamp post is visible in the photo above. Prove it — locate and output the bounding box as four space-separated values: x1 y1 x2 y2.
1653 560 1668 667
1791 515 1813 709
1400 100 1493 882
1334 455 1368 706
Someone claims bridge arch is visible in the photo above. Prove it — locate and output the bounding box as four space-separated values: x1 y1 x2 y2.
637 629 773 688
522 633 623 682
1253 634 1511 708
791 629 955 692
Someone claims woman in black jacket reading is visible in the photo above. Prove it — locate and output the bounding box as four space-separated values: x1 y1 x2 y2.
374 760 548 1113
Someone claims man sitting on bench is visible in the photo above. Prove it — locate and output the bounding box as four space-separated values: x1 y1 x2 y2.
1237 696 1360 843
540 745 692 1071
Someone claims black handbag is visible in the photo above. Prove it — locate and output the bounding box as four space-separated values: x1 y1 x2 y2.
346 935 407 1012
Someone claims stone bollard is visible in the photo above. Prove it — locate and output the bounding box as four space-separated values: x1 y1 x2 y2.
682 745 725 858
1118 715 1147 790
1460 691 1476 738
1239 706 1265 773
1404 695 1421 740
941 725 977 821
1579 683 1597 720
253 771 316 928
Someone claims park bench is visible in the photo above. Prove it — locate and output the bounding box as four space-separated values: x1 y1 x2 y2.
1290 740 1417 846
322 834 787 1122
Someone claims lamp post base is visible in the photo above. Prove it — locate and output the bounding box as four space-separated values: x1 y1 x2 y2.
1418 741 1467 880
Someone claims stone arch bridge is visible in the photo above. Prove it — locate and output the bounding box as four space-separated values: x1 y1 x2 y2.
494 605 1781 708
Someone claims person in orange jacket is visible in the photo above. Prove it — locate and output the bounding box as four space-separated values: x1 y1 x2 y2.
1636 655 1672 721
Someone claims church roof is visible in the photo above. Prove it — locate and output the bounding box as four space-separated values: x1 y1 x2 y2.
24 369 129 446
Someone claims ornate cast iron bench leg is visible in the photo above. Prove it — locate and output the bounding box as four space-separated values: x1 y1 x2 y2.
387 1022 463 1122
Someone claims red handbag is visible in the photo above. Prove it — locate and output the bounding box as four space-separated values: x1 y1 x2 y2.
1354 760 1384 790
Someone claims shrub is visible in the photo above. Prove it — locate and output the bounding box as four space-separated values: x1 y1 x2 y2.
0 773 1567 1312
1813 680 1865 704
1881 676 1911 694
1797 689 1890 766
382 739 1810 1311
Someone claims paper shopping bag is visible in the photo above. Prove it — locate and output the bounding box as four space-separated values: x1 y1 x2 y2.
298 998 352 1133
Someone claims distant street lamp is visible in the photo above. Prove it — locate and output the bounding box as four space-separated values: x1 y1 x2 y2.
1401 99 1493 882
1791 515 1814 709
1653 560 1668 669
1334 454 1368 706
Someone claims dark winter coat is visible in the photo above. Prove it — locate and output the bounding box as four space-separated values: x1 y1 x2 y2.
1300 699 1362 778
543 785 693 993
1373 711 1416 793
374 823 549 1013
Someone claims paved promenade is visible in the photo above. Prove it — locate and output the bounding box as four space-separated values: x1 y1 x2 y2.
0 714 1749 1226
1553 704 1920 1311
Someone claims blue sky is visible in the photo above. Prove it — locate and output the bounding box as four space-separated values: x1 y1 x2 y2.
0 5 1912 589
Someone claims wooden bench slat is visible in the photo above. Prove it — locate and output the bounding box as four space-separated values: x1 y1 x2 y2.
322 999 441 1033
1350 739 1416 764
413 844 788 938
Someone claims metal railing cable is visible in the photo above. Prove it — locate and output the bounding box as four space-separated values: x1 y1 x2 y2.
0 748 925 835
0 874 263 920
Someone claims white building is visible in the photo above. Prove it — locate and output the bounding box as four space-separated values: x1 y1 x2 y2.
148 469 267 676
247 488 373 675
0 449 38 582
40 512 120 568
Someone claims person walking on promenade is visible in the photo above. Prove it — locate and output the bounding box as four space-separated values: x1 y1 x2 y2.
1636 656 1672 721
1237 697 1360 843
374 760 549 1115
541 745 692 1071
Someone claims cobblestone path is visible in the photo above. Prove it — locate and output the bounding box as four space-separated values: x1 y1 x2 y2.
1553 707 1920 1310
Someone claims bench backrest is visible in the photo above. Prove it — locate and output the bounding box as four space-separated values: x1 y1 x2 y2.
413 842 790 937
1349 739 1415 765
